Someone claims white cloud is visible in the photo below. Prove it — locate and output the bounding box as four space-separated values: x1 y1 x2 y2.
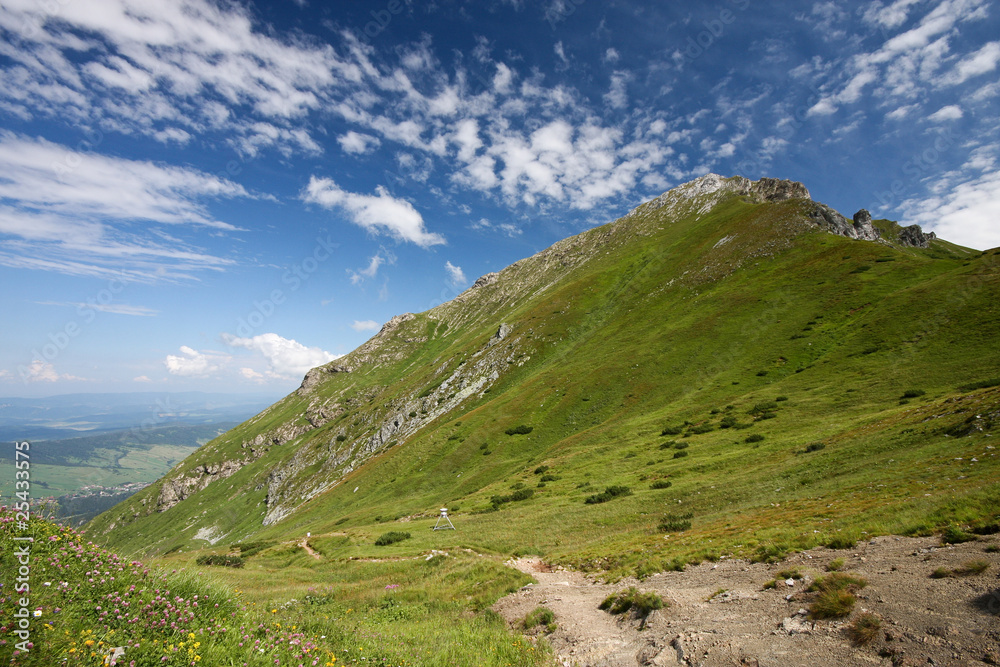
444 261 467 287
164 345 222 377
348 254 385 285
898 168 1000 250
862 0 924 29
350 319 381 332
37 301 158 316
928 104 963 121
222 333 339 377
239 367 265 382
604 72 629 110
0 132 248 280
942 41 1000 85
302 176 445 247
338 131 381 154
0 0 355 154
133 375 152 383
603 48 620 64
20 360 86 383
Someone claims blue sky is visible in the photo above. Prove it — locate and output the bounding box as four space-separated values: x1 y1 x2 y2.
0 0 997 397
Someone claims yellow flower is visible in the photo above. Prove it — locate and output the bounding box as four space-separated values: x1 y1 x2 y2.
188 633 197 640
84 640 95 647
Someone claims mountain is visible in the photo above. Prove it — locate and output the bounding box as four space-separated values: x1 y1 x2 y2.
89 174 1000 578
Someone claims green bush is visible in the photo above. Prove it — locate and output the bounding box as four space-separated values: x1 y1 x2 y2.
522 606 556 632
233 541 276 559
660 426 683 436
374 531 411 546
658 440 676 449
599 587 665 617
745 434 765 443
687 423 715 434
901 389 926 399
491 488 535 509
719 415 738 428
804 442 826 453
539 474 558 482
775 396 789 402
336 434 347 442
958 377 1000 391
658 512 692 532
585 485 632 504
672 450 689 459
195 554 244 568
674 442 689 449
941 525 977 544
408 411 417 418
846 613 882 645
650 480 672 490
748 401 778 414
533 465 550 474
505 424 534 435
757 411 778 420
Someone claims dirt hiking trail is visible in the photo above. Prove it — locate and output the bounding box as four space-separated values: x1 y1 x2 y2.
493 534 1000 667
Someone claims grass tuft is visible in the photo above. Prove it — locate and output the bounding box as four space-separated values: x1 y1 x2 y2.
846 612 882 645
599 587 665 617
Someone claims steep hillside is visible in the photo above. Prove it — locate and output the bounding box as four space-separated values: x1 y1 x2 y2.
90 174 1000 579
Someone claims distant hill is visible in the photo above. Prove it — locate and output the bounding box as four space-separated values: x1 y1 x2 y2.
89 175 999 579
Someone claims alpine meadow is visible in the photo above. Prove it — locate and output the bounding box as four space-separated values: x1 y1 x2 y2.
8 174 996 665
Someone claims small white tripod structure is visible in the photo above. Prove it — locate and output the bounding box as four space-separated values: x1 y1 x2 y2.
433 507 455 530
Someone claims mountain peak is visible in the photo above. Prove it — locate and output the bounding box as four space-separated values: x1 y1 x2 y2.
627 174 810 221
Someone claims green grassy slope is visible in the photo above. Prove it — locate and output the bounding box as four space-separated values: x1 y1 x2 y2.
89 178 1000 582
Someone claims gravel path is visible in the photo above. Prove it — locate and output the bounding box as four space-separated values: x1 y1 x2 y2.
493 535 1000 666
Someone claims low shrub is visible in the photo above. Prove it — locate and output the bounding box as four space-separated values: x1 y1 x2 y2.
674 442 689 450
756 370 769 376
900 389 926 399
745 434 765 443
748 401 778 415
650 480 673 490
539 474 558 482
599 587 665 617
672 450 689 459
374 531 411 546
491 488 534 509
533 465 549 475
505 424 534 435
658 440 676 449
658 512 692 532
846 613 882 645
661 426 683 436
941 525 977 544
804 442 826 453
522 606 556 633
336 434 347 442
757 411 778 420
584 485 632 504
195 554 244 568
775 396 789 402
687 423 715 435
958 377 1000 391
719 415 738 428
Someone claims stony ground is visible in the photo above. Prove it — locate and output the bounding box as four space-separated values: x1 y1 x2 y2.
493 535 1000 667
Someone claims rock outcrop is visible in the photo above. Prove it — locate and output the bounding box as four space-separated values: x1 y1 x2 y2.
897 224 936 248
805 204 881 242
156 460 243 512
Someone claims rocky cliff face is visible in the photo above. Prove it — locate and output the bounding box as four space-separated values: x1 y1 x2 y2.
898 224 937 248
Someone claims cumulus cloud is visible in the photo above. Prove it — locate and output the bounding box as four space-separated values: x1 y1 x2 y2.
302 177 445 247
444 261 467 287
348 253 386 285
20 360 86 383
222 332 339 377
898 168 1000 250
928 105 963 121
338 131 381 154
164 345 223 377
350 320 381 332
133 375 153 382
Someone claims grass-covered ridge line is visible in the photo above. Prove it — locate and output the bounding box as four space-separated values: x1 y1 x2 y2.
88 178 1000 586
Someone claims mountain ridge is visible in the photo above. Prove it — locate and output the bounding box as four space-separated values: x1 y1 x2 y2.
88 174 998 577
